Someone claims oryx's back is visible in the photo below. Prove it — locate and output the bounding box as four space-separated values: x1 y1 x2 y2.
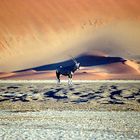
56 64 75 75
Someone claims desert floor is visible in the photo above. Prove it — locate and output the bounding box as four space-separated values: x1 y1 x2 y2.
0 80 140 139
0 110 140 140
0 80 140 111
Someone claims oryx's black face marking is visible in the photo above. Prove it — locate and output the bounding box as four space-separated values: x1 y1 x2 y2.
56 58 80 85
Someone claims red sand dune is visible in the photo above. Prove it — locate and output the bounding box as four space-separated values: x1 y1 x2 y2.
0 0 140 72
0 0 140 79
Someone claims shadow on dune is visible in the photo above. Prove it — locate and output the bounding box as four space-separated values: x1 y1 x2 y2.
15 54 126 72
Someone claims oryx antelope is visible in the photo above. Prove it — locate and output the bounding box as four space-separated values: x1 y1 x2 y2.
56 57 80 85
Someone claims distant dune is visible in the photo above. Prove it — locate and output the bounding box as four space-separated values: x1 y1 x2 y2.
0 54 140 80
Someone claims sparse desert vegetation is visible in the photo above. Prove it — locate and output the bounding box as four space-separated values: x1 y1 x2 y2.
0 80 140 111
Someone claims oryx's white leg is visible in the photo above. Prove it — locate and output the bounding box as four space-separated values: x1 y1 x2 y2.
57 79 61 85
68 73 73 85
68 78 71 85
70 78 73 85
68 78 73 85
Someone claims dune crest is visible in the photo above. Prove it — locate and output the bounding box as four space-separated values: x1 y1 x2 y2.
124 60 140 73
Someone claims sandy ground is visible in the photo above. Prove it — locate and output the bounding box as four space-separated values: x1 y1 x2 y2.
0 80 140 139
0 110 140 140
0 80 140 111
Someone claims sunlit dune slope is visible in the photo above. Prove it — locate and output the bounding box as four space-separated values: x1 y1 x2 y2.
0 0 140 72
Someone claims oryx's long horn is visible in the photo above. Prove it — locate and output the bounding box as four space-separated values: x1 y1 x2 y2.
69 55 78 64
